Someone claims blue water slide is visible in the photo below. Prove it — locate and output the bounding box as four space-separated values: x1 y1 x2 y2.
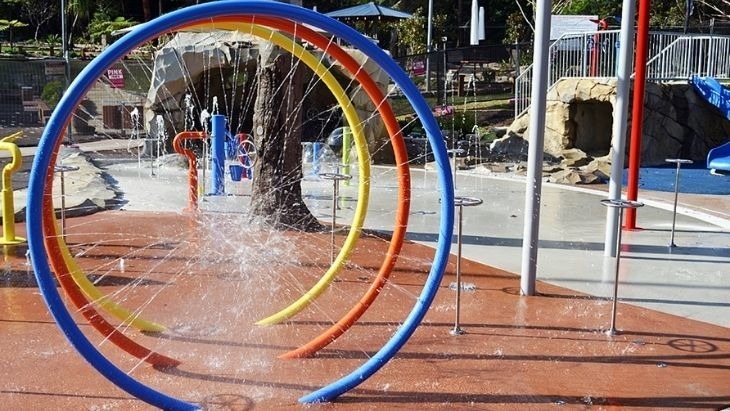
690 76 730 172
707 141 730 173
690 75 730 120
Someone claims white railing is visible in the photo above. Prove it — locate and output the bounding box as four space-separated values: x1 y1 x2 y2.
512 31 727 118
645 35 730 81
516 30 625 118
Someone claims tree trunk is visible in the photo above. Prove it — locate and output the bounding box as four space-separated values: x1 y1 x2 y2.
142 0 151 22
249 43 323 232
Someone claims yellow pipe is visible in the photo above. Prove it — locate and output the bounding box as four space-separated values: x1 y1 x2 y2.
37 128 164 331
52 214 166 332
192 22 371 325
0 131 25 245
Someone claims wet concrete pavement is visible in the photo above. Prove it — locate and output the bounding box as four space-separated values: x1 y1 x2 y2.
1 150 728 409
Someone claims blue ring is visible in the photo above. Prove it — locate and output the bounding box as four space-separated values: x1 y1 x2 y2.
27 1 454 407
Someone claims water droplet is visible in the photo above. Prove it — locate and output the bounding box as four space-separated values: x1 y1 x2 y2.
657 361 668 368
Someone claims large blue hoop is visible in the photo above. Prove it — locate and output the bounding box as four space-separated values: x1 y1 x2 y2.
27 1 454 407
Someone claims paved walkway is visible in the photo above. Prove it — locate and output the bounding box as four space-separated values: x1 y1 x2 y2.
1 153 728 409
105 159 730 329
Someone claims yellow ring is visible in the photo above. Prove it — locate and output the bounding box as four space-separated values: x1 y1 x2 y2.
52 216 165 332
191 22 371 325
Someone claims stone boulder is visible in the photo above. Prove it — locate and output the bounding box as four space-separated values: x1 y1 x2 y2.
505 78 730 168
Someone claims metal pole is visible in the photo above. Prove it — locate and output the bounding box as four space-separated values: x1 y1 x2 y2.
670 162 680 247
601 199 643 335
442 38 448 105
519 0 552 296
604 0 637 257
60 0 73 144
449 196 482 336
331 178 338 264
425 0 434 92
54 165 78 237
608 206 624 335
320 172 352 264
667 158 693 247
451 203 465 335
60 169 67 235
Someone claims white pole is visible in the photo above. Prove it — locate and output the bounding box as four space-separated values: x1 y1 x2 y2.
478 7 486 40
604 0 637 257
519 0 552 296
426 0 434 92
470 0 479 45
60 0 73 143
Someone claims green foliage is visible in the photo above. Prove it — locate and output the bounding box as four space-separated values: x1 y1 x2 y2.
88 10 138 43
0 18 28 50
560 0 620 19
0 18 27 30
41 80 64 109
46 33 60 44
1 0 57 41
503 11 531 46
394 7 449 55
439 111 479 134
648 1 686 27
394 7 427 54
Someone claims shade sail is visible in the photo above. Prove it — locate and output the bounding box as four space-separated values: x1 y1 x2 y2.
325 2 412 22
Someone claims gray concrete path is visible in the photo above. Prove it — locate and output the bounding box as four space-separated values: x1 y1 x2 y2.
102 159 729 329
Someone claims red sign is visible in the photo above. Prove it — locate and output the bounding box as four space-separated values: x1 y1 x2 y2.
107 68 125 88
411 60 425 76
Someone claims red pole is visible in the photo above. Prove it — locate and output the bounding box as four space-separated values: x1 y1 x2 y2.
589 19 607 77
625 0 651 229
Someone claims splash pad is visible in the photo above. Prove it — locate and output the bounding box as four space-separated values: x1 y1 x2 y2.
27 1 454 408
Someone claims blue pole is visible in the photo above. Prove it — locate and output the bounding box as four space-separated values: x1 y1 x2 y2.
211 114 226 195
312 141 322 175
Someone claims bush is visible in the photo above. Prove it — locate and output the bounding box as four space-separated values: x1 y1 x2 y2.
41 80 64 109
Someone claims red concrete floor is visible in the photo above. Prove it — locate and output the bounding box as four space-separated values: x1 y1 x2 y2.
1 210 728 410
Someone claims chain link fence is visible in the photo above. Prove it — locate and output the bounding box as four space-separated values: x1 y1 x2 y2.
0 57 152 138
392 43 523 105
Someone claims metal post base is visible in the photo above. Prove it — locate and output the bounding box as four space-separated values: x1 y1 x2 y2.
450 327 465 336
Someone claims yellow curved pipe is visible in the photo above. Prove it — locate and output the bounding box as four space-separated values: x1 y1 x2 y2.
41 132 164 331
52 214 166 332
1 131 26 245
192 22 371 325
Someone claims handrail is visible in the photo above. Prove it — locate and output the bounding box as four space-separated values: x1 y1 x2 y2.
644 35 730 81
514 31 730 118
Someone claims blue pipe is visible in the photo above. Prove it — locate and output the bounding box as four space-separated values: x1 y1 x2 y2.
26 1 454 408
312 141 322 175
210 114 226 195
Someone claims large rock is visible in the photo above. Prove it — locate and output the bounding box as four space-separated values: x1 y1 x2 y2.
11 149 117 221
334 50 391 163
505 78 730 167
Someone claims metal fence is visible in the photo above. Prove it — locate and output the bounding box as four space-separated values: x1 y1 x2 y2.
393 43 519 104
0 58 151 134
644 35 730 81
513 31 730 118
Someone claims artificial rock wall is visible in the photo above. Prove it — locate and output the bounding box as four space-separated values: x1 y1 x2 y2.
497 78 730 167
